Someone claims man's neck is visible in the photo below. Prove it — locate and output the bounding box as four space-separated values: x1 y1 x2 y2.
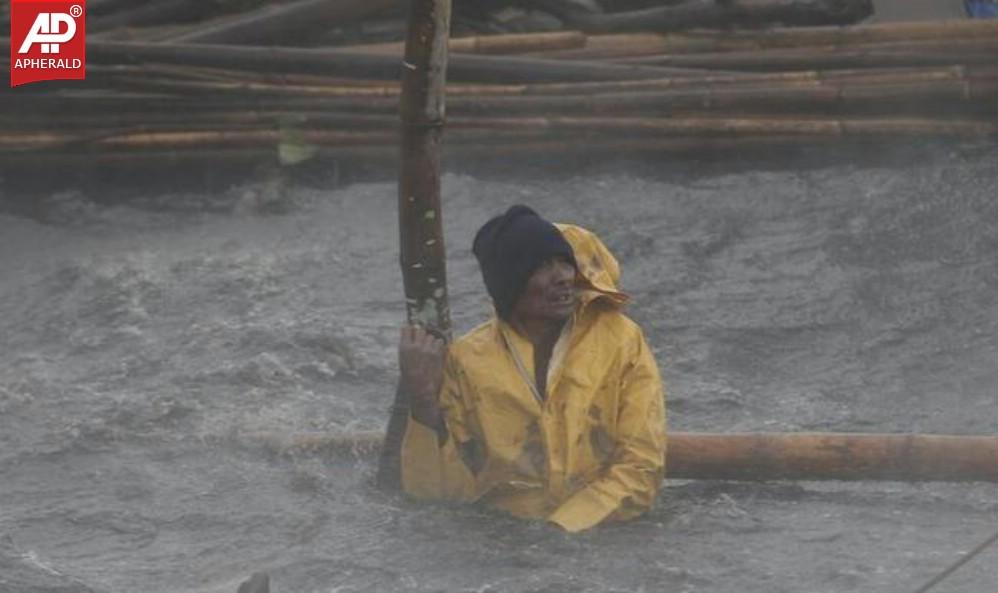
509 316 567 399
510 316 566 350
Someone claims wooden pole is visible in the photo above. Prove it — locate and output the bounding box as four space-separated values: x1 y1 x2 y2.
667 433 998 482
250 431 998 483
376 0 453 492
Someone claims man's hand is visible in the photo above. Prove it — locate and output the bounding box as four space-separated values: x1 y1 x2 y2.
398 325 446 430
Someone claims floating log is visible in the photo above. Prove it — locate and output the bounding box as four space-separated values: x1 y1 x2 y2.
669 433 998 482
241 431 998 483
164 0 402 45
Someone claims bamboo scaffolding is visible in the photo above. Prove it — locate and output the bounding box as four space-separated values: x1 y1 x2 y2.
238 431 998 483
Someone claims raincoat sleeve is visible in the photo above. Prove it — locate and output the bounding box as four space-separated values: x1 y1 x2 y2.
400 352 479 501
547 329 666 532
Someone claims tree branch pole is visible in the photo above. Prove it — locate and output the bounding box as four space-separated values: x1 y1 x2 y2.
376 0 453 491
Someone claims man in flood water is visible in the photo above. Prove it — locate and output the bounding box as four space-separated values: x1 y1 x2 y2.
398 205 666 532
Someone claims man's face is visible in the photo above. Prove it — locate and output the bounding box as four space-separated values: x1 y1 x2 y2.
511 256 577 324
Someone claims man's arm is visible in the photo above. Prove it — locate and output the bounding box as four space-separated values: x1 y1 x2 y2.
376 325 446 491
547 329 666 532
398 327 478 501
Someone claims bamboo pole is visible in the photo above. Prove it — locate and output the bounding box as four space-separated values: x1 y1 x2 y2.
40 73 997 117
3 116 994 154
708 17 998 49
5 82 996 123
535 19 998 60
617 40 998 71
87 63 998 100
562 0 874 33
241 431 998 482
443 83 998 117
82 39 704 84
88 0 206 33
342 31 588 56
0 111 402 131
377 0 454 492
0 136 823 170
163 0 402 45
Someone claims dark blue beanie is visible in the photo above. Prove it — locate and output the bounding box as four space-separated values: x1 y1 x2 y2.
472 205 577 320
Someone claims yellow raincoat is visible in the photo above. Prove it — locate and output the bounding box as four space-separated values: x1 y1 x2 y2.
401 224 666 532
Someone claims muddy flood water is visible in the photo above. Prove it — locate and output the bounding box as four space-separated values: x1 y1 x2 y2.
2 145 997 593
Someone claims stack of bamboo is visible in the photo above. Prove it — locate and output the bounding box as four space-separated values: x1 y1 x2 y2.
2 1 997 183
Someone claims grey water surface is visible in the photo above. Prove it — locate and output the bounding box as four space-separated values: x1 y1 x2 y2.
2 146 997 593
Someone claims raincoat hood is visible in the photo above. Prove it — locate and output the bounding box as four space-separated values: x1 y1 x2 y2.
555 223 629 309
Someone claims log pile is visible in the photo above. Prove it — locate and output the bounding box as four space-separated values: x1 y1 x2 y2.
2 1 997 186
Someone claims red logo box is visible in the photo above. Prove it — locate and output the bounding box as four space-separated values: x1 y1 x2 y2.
10 0 86 87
